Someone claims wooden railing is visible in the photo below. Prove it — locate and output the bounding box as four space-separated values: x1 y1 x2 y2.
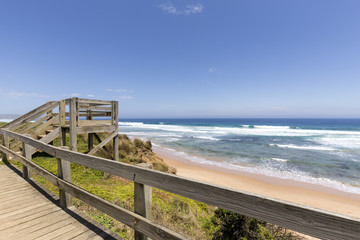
1 129 360 240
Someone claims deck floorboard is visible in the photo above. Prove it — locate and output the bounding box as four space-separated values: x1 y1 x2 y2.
0 165 123 240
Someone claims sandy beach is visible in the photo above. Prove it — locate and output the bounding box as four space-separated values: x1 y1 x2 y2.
154 146 360 219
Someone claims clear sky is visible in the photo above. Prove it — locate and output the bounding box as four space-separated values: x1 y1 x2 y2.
1 0 360 118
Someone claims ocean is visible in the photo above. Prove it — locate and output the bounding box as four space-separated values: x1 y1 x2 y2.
118 118 360 195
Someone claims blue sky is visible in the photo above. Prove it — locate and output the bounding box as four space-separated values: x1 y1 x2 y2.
1 0 360 118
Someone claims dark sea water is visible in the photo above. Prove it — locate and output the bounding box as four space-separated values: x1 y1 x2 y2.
118 118 360 194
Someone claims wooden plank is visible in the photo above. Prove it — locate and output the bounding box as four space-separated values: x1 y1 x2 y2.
78 98 112 105
0 204 59 226
0 191 46 206
1 101 59 131
77 125 116 134
0 194 50 209
0 191 45 204
0 197 50 215
70 97 78 151
5 209 75 238
93 133 112 159
0 186 37 199
88 131 118 156
78 105 112 111
66 112 112 117
0 145 188 240
78 120 112 126
0 202 51 221
34 220 80 240
2 130 360 240
0 207 61 232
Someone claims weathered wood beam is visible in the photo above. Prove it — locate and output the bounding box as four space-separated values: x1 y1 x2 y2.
66 112 112 117
59 99 66 147
112 101 119 162
77 120 112 126
87 131 118 156
78 105 112 111
22 135 32 179
69 97 77 151
77 98 112 105
1 135 9 164
77 125 116 134
2 129 360 240
1 101 59 131
57 146 72 209
135 164 152 240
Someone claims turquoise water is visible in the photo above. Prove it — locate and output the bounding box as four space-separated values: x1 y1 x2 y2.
119 119 360 194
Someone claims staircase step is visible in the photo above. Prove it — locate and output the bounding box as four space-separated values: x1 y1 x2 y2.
45 129 53 134
37 135 46 139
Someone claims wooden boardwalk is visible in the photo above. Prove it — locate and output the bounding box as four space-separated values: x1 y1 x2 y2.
0 165 123 240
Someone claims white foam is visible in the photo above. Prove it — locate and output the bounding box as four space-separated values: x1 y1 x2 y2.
316 136 360 149
194 136 219 141
270 144 337 151
271 157 288 162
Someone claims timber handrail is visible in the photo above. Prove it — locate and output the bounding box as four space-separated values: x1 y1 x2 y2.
1 128 360 240
1 101 59 131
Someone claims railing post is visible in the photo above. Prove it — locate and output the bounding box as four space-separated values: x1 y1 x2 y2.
59 99 67 147
87 110 94 151
57 146 72 209
69 97 78 151
1 134 9 164
22 135 32 179
134 164 152 240
112 101 119 162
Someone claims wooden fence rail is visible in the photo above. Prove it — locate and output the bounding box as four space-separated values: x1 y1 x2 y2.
1 128 360 240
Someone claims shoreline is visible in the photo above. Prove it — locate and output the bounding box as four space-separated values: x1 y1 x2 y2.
153 145 360 219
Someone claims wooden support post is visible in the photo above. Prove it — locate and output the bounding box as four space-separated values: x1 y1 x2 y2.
47 107 54 145
134 164 152 240
87 110 94 151
112 101 119 162
59 99 67 147
57 146 72 208
1 135 9 164
69 97 78 151
22 135 32 179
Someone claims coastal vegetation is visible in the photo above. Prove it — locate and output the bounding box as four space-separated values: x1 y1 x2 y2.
0 124 303 239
